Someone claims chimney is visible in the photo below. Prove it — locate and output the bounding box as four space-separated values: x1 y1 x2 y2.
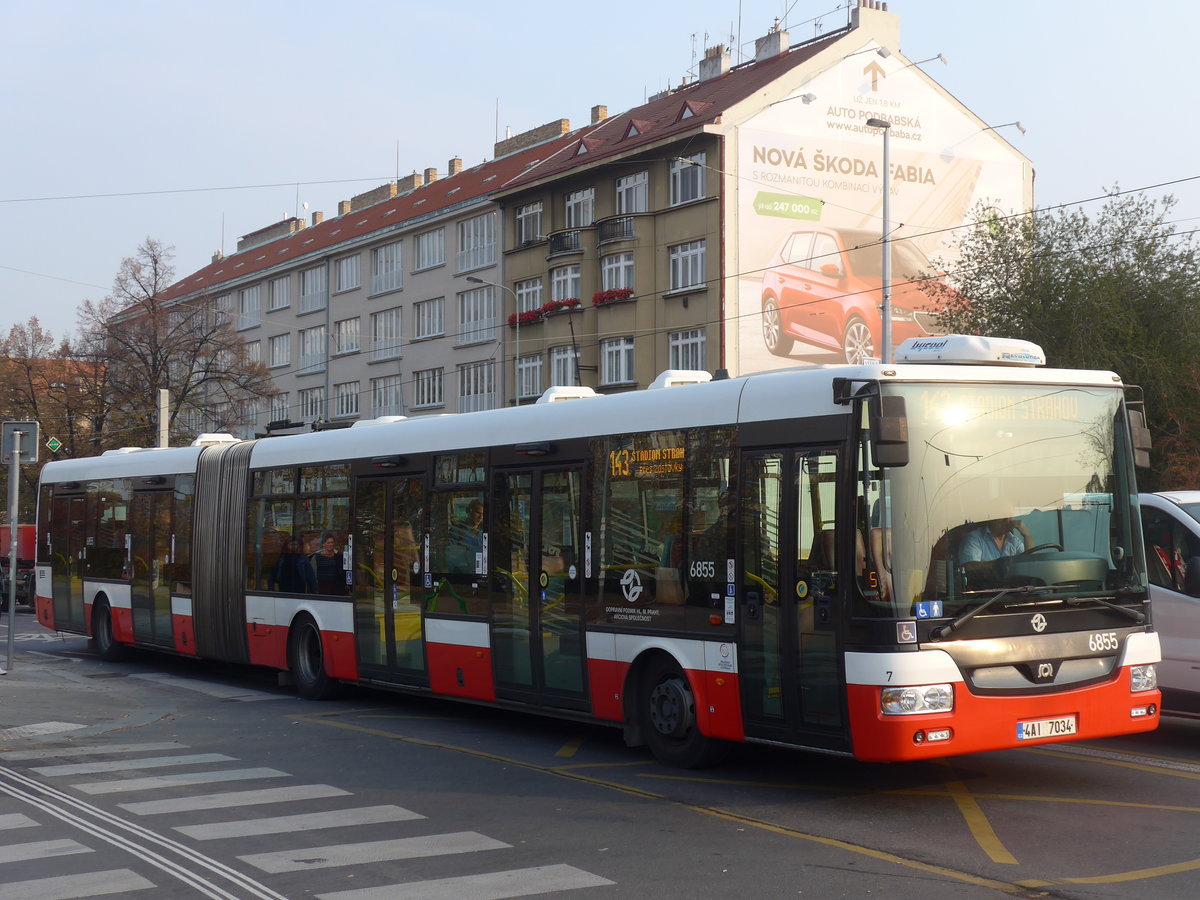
424 167 438 184
311 211 324 226
591 104 608 124
212 250 225 263
337 200 351 216
396 170 424 193
755 22 790 62
699 44 730 81
448 156 463 176
494 119 570 158
351 181 399 210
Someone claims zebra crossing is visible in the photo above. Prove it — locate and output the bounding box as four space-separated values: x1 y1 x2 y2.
0 733 615 899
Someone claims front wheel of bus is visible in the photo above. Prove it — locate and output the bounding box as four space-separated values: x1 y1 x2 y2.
639 657 729 768
288 615 339 700
92 600 130 662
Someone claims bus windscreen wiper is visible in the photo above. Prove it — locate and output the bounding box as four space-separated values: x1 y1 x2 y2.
930 585 1051 641
1065 588 1147 624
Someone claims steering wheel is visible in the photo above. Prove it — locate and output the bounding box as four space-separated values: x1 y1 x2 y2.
1021 542 1063 555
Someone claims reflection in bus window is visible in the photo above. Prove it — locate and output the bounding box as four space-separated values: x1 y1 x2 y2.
429 490 488 615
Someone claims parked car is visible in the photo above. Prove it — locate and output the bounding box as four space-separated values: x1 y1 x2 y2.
760 225 953 363
1139 491 1200 715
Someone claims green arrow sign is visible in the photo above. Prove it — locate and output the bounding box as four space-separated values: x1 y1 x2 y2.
46 437 62 452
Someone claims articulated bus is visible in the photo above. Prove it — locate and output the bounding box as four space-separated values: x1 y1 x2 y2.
34 335 1161 765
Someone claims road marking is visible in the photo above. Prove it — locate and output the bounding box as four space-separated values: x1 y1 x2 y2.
175 804 425 840
1034 742 1200 776
315 864 616 899
555 735 584 758
0 868 155 900
120 784 351 815
73 767 288 795
0 722 84 741
940 774 1018 865
1 742 188 761
239 831 511 873
32 753 235 777
128 672 284 701
0 838 91 864
0 813 38 830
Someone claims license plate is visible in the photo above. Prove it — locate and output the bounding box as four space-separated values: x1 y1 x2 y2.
1016 715 1077 741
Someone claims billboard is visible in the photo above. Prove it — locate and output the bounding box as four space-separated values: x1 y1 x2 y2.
730 45 1030 373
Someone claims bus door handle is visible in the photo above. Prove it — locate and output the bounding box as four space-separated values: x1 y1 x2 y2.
745 589 761 620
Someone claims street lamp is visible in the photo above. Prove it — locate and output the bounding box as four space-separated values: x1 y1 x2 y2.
865 117 892 364
466 276 521 405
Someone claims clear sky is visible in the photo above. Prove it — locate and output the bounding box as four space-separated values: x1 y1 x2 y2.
3 0 1195 341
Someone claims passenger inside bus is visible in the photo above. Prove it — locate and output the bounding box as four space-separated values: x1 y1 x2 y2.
271 535 316 593
446 498 485 573
311 533 347 595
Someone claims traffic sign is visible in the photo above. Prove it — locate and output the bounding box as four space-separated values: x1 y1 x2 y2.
2 421 38 465
46 436 62 453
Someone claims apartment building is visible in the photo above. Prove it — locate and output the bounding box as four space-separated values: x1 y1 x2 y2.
158 1 1031 436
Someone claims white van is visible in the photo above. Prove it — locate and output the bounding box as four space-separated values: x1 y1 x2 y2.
1140 491 1200 715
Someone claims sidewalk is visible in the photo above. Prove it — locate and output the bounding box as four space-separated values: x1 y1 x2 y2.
0 609 160 744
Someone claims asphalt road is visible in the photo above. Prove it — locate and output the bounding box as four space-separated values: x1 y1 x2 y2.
3 607 1199 899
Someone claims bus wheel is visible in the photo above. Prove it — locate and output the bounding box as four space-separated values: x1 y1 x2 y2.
287 615 339 700
92 601 130 662
639 656 728 768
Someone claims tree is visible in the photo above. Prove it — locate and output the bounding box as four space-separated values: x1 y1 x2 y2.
75 238 278 450
932 191 1200 489
0 317 86 520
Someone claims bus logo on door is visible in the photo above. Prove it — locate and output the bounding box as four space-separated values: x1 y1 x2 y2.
620 569 643 603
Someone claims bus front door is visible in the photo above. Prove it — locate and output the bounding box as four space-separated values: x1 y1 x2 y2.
50 494 86 632
491 467 587 709
131 490 173 647
353 475 426 682
739 449 848 752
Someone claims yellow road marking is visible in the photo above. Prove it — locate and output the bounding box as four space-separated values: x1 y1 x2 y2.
555 735 584 758
940 776 1018 864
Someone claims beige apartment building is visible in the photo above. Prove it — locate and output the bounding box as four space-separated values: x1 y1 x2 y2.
159 1 1031 436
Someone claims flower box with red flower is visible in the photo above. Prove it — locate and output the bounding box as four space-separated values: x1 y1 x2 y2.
508 309 544 327
541 298 581 316
592 287 635 307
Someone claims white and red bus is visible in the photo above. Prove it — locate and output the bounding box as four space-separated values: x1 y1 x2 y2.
34 335 1160 764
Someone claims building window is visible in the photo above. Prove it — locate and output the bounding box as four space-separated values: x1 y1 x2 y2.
615 171 648 214
269 276 291 311
370 307 402 361
414 228 445 270
414 297 444 339
268 333 290 369
669 328 706 370
299 266 327 313
601 337 635 385
515 202 542 246
237 285 261 330
517 354 542 400
335 255 361 292
601 253 634 291
550 346 579 387
270 392 290 422
550 265 581 302
212 294 232 326
456 212 496 272
246 340 261 364
669 239 706 291
333 317 360 355
515 278 543 314
371 241 403 294
299 386 325 420
413 368 444 408
300 325 326 373
564 188 595 228
458 361 496 413
670 152 706 206
458 286 495 345
371 375 404 417
333 381 360 418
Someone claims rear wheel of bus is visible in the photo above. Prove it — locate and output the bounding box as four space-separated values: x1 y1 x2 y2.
288 615 339 700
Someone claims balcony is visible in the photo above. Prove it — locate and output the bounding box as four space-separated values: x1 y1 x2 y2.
548 229 583 257
598 215 636 244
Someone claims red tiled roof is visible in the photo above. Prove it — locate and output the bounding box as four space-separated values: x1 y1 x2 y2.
159 132 584 303
496 26 850 193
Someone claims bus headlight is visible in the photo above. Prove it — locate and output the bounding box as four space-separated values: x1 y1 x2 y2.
1131 664 1157 692
881 684 954 715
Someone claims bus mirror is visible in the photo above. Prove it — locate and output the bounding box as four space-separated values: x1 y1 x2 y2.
1127 408 1152 468
871 395 909 468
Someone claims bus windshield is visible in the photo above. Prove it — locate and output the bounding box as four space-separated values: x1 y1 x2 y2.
856 382 1145 618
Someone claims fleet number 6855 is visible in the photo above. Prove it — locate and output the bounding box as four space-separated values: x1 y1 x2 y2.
1087 631 1119 652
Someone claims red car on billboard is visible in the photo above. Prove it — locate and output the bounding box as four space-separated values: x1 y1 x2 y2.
760 225 952 364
